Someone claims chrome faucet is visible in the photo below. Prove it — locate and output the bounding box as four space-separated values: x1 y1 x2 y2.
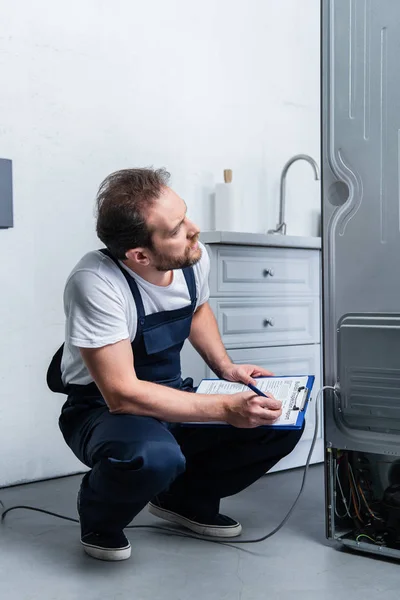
268 154 320 235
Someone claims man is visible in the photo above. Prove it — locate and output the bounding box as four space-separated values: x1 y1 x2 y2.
47 167 303 562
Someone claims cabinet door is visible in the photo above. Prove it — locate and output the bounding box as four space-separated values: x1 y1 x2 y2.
207 345 323 471
209 297 320 349
207 245 320 297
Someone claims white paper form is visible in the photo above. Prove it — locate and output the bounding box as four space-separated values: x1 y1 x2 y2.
196 376 310 426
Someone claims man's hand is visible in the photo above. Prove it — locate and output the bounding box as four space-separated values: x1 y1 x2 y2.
223 391 282 428
220 363 274 386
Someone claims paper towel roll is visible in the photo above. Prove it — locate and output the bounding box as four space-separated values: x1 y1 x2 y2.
214 169 241 231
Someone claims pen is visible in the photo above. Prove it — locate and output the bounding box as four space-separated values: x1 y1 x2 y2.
245 382 268 397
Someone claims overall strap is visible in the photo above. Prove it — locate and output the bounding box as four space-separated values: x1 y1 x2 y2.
182 266 197 306
99 248 145 344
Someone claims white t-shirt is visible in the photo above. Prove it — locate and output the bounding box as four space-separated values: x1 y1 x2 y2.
61 241 210 385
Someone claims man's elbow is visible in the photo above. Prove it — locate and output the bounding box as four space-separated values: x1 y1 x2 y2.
108 403 134 415
102 383 145 415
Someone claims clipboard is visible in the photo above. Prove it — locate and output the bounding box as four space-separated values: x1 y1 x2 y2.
284 375 315 430
182 375 315 430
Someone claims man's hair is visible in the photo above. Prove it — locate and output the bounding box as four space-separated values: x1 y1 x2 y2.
96 167 170 259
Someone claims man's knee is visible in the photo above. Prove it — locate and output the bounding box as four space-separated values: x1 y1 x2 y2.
143 442 186 485
107 440 186 488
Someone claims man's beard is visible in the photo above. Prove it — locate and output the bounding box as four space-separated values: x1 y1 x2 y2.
152 238 202 272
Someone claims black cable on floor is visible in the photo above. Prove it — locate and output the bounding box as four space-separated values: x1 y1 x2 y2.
1 388 334 548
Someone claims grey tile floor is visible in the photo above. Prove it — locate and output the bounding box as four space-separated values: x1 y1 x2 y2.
0 465 399 600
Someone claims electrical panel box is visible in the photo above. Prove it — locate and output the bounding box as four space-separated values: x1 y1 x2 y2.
0 158 13 228
322 1 400 560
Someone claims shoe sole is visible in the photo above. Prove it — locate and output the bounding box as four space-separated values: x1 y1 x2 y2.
148 503 242 538
81 540 131 561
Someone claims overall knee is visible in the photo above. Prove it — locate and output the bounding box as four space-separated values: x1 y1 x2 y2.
143 442 186 488
105 440 186 488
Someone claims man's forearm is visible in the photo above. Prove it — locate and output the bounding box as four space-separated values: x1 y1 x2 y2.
80 341 280 428
108 379 227 422
80 340 228 422
189 302 233 378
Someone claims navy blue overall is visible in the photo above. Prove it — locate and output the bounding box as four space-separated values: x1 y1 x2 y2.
54 250 303 535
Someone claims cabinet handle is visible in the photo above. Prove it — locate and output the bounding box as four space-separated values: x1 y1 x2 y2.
263 268 274 277
263 318 274 327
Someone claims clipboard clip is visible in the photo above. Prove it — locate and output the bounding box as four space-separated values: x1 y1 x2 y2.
292 386 309 412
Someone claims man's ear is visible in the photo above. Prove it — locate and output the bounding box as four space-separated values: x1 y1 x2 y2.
125 248 150 266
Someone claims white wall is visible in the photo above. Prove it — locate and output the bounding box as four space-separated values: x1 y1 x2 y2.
0 0 320 486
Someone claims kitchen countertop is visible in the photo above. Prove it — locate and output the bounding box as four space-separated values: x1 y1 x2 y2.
200 230 322 250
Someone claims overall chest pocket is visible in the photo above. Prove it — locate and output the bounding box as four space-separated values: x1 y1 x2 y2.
142 313 193 355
